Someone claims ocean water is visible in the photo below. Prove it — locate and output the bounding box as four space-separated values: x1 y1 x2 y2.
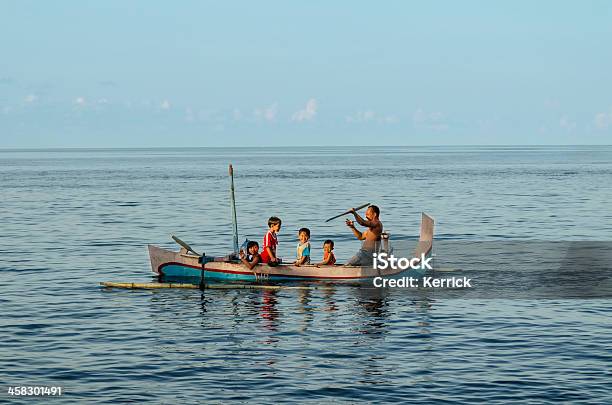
1 146 611 403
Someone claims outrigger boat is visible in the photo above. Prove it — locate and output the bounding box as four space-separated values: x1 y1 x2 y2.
148 213 434 283
147 165 434 284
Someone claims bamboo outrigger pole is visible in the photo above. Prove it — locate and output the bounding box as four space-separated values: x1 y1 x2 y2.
229 164 239 253
100 282 319 291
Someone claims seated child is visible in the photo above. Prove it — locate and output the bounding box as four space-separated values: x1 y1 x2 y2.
239 241 261 270
316 239 336 266
294 227 311 267
260 216 282 265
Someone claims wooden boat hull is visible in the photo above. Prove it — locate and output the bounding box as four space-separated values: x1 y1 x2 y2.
148 213 434 284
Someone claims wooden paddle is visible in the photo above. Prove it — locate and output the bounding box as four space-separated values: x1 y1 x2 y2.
171 235 201 256
325 203 370 223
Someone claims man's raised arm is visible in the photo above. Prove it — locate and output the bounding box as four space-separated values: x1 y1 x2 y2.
351 209 374 227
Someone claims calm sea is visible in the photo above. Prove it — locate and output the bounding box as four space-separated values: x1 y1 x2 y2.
1 146 611 403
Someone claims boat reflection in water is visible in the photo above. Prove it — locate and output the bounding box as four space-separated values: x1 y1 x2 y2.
144 281 437 392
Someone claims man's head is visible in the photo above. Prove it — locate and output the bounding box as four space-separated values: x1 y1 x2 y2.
365 205 380 221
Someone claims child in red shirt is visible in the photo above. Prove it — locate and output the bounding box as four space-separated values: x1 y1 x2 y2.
260 216 282 265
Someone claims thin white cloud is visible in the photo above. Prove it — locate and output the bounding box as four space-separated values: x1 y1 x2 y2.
160 100 171 110
291 98 317 122
24 94 38 103
559 116 576 132
413 108 448 131
199 109 226 122
74 96 86 106
254 103 278 122
544 98 560 109
594 107 612 129
350 110 374 123
183 108 228 123
381 115 399 124
346 110 398 124
185 107 195 122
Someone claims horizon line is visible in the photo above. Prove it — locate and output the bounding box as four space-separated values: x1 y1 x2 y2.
2 144 612 151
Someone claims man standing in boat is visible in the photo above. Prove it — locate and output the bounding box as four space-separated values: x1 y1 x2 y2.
345 205 383 266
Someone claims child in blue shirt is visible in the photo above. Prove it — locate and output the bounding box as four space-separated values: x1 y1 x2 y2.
294 227 311 267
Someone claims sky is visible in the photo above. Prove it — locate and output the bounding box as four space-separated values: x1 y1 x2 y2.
1 0 612 147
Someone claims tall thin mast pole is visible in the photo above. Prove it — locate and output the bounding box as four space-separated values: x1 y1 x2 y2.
229 164 239 253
